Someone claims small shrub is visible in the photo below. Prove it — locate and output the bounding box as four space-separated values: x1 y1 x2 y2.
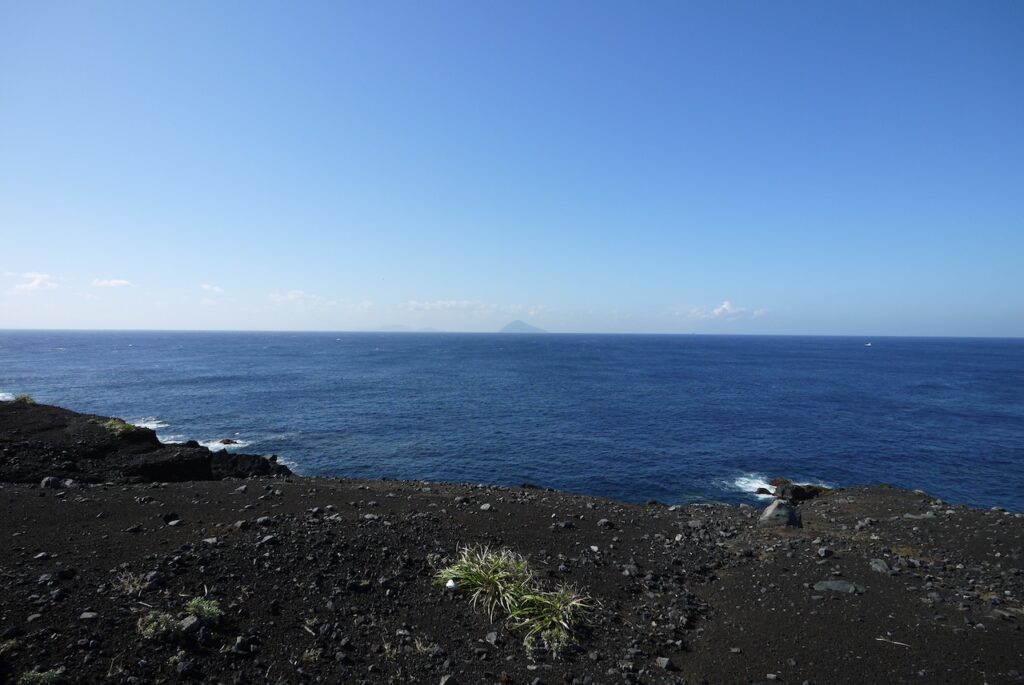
184 597 222 622
18 668 64 685
101 418 138 437
13 395 36 404
137 611 178 639
435 546 532 619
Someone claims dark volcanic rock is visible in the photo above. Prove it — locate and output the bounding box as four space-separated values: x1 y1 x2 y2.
774 481 831 502
0 402 290 484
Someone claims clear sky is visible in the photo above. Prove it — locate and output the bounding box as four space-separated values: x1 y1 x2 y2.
1 1 1021 335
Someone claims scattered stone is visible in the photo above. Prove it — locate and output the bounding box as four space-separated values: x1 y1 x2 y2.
597 518 614 529
813 580 865 594
870 559 892 574
80 611 98 620
479 503 492 512
40 476 61 489
655 656 675 671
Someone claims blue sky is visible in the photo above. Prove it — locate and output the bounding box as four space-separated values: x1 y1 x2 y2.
1 1 1021 335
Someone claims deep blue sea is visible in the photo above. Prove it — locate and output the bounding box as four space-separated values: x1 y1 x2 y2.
1 331 1022 510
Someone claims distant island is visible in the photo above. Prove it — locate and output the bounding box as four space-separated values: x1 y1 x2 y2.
499 320 546 334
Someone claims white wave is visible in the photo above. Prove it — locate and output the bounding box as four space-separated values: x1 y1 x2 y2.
160 434 186 444
727 472 834 499
0 392 14 401
132 416 168 430
274 455 300 471
731 473 776 499
199 437 252 451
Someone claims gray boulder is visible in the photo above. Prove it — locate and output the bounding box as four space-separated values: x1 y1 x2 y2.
757 500 802 528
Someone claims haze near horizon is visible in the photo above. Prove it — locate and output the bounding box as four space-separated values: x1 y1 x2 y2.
1 1 1021 336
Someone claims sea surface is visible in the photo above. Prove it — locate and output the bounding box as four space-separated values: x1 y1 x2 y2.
1 331 1022 510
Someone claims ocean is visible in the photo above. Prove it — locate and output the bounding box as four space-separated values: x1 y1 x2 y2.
1 331 1022 510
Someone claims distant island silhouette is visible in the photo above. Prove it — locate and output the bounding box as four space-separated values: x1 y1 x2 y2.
500 320 546 334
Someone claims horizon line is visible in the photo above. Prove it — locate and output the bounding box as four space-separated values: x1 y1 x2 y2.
0 327 1021 340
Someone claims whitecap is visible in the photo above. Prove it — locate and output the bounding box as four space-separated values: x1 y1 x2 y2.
199 438 252 451
726 472 834 499
132 416 168 430
0 392 14 402
729 473 776 499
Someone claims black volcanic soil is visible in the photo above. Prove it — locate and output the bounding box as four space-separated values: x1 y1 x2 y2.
1 403 1022 684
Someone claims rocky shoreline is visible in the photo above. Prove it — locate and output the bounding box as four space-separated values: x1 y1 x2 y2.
1 402 1021 684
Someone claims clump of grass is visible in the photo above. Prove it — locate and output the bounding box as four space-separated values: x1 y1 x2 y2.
436 546 595 655
13 395 36 404
508 584 594 654
18 668 64 685
113 571 146 595
137 611 178 639
0 638 19 656
435 546 532 619
101 418 138 437
184 597 222 622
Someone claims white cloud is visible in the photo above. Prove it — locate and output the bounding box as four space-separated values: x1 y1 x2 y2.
92 278 133 288
13 272 57 292
673 300 762 321
269 289 334 305
201 283 224 294
711 300 744 318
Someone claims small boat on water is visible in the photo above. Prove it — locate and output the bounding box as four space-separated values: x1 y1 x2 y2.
865 342 872 347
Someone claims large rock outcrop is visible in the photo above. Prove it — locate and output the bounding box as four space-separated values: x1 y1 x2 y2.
0 401 291 484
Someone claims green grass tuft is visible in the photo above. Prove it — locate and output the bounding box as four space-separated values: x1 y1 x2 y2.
18 668 65 685
507 584 594 654
435 546 532 619
436 546 595 654
184 597 223 621
137 611 178 639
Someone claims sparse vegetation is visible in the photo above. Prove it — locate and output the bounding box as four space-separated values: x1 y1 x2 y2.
508 584 594 654
113 571 146 595
101 418 138 437
137 611 178 640
435 545 532 619
184 597 222 621
18 668 64 685
413 636 437 655
0 639 19 657
436 546 595 654
13 395 36 404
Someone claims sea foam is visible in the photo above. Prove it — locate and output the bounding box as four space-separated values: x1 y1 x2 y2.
132 416 168 430
731 473 776 499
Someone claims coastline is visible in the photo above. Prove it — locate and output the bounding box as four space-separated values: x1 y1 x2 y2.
1 402 1022 683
